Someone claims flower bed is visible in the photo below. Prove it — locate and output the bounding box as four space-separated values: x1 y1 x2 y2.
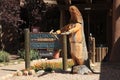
31 58 74 72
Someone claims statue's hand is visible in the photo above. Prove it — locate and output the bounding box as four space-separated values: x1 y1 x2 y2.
49 29 57 34
52 32 57 35
61 31 70 35
49 29 54 34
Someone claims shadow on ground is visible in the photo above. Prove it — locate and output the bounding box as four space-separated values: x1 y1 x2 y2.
100 62 120 80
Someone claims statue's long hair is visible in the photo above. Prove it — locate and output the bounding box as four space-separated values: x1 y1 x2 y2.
69 6 83 23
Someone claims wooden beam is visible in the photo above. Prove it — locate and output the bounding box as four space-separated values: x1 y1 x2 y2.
58 4 111 11
57 0 71 5
56 0 66 5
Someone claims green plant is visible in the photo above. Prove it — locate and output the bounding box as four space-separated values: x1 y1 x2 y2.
0 50 10 62
44 67 53 72
18 49 40 60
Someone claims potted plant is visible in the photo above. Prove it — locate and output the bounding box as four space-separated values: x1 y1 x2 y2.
53 49 61 59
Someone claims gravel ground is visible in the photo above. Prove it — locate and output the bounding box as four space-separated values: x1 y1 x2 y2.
1 58 120 80
6 73 99 80
5 63 120 80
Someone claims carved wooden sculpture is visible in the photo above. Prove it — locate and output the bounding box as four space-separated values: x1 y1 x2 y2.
55 5 91 74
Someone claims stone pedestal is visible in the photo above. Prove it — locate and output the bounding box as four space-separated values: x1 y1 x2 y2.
71 65 92 75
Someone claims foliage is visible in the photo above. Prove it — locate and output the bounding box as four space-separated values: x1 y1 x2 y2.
18 49 40 60
44 67 53 72
0 50 10 62
0 0 20 27
0 0 23 55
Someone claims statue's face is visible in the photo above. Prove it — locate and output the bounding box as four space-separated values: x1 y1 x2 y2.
69 6 77 19
69 6 76 16
69 6 79 22
69 6 83 22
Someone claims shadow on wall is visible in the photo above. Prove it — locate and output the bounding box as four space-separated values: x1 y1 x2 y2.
110 3 120 62
100 62 120 80
99 4 120 80
98 37 120 80
110 37 120 62
115 5 120 21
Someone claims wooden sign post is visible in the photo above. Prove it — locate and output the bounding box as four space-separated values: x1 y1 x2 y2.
62 35 67 71
24 28 30 70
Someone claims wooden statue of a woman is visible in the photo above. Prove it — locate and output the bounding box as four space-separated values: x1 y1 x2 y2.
55 5 91 74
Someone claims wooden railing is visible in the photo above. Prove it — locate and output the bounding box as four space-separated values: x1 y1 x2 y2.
88 35 108 63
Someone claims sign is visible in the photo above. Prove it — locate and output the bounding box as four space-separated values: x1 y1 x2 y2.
30 32 61 50
31 32 54 49
30 32 61 57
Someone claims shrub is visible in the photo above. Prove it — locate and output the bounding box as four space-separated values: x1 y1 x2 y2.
18 49 40 60
0 50 10 62
44 67 53 72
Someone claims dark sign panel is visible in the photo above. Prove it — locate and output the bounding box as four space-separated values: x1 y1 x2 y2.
30 42 55 49
30 32 61 57
30 32 58 49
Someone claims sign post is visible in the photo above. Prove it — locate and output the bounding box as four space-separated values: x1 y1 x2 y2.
62 35 67 71
24 28 30 70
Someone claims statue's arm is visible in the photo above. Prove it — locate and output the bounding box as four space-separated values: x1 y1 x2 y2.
68 23 82 33
55 24 70 34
